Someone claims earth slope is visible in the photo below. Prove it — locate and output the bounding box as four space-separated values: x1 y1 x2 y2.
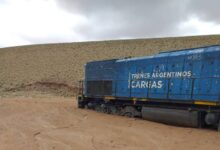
1 35 220 96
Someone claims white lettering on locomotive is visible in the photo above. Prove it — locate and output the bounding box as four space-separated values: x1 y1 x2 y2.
128 71 192 89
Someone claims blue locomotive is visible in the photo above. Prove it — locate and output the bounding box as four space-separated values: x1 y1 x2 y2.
78 45 220 130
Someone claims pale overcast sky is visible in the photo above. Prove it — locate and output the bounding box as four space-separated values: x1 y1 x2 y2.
0 0 220 48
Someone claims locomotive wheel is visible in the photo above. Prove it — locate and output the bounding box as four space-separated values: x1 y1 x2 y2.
100 104 108 113
94 105 102 112
124 112 133 118
108 106 118 115
122 106 141 118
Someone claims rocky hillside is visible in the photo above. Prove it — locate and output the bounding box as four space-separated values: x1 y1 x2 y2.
1 35 220 96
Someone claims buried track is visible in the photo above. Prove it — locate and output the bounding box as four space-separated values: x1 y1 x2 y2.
78 97 220 131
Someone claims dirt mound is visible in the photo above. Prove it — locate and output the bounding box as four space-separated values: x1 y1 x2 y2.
3 82 78 97
1 35 220 96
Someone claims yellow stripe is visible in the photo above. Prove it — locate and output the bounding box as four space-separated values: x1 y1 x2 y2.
194 101 217 106
104 96 115 100
139 98 148 101
132 98 148 101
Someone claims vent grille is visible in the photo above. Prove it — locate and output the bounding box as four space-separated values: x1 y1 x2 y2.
87 80 112 96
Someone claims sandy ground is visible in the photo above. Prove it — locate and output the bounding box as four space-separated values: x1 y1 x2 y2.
0 97 220 150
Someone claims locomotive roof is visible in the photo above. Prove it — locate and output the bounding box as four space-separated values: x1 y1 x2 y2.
86 45 220 65
116 45 220 62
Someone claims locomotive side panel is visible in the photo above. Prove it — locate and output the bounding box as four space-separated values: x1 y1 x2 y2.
83 45 220 103
113 46 220 103
190 47 220 102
